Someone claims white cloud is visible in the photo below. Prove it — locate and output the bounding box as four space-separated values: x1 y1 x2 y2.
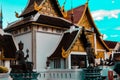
91 9 120 21
115 26 120 30
103 34 108 40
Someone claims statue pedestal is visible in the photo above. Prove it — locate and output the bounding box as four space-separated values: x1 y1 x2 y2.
84 67 102 80
10 72 39 80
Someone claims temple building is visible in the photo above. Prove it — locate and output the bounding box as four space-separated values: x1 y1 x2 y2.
104 40 120 61
0 9 17 67
4 0 109 71
104 40 120 54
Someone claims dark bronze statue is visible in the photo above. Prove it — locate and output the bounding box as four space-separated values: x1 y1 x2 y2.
86 42 95 67
10 41 39 80
16 41 29 65
10 41 33 73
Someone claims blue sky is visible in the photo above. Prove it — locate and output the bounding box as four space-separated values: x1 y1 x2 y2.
0 0 120 42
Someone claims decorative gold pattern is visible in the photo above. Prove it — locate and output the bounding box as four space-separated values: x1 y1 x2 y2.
36 0 58 17
61 47 71 58
71 38 85 52
79 13 92 29
34 1 42 11
96 38 105 49
77 7 107 58
87 34 94 48
96 52 104 59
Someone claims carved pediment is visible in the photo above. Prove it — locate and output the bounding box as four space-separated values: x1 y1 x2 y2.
79 13 92 30
34 0 60 17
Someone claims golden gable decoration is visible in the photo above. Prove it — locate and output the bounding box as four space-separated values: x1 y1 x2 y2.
34 1 42 11
61 47 71 58
61 6 67 18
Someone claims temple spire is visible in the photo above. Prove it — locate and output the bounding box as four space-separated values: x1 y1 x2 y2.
69 0 75 33
0 6 3 29
71 0 74 24
86 0 89 4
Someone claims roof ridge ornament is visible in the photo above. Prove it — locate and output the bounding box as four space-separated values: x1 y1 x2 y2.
61 0 67 18
0 5 3 29
86 0 89 4
0 6 2 18
15 11 19 18
70 0 74 24
34 1 42 11
61 47 71 58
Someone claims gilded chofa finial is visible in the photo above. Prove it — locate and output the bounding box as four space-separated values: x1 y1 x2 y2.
61 6 67 18
34 1 42 11
61 0 67 18
86 0 89 4
15 11 19 18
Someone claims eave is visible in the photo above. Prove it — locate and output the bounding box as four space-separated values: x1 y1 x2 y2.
49 27 83 59
4 14 72 32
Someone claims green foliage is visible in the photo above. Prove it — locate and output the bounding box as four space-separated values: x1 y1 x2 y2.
0 66 8 73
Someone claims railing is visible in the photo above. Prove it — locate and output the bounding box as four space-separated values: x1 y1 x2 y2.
38 69 85 80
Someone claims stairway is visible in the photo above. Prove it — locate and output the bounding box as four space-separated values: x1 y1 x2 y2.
84 67 102 80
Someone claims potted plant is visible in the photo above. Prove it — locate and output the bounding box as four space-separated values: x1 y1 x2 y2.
0 66 9 80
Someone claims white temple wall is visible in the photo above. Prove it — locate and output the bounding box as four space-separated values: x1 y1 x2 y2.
36 31 62 71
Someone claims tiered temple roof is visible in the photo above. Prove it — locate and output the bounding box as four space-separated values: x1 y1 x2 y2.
4 0 110 59
0 29 17 60
19 0 63 17
5 14 72 31
104 40 118 49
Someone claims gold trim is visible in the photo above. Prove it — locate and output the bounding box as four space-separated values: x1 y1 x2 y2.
77 3 109 52
87 5 101 35
87 5 110 51
1 58 15 60
98 36 110 51
78 3 88 25
96 51 105 59
61 47 71 58
34 1 42 11
61 6 67 18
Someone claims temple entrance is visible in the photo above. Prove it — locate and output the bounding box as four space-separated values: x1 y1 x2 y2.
71 54 87 68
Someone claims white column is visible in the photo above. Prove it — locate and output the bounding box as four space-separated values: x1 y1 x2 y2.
68 54 71 69
5 61 10 69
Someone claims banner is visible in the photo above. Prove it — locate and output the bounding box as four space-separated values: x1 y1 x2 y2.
108 70 113 80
